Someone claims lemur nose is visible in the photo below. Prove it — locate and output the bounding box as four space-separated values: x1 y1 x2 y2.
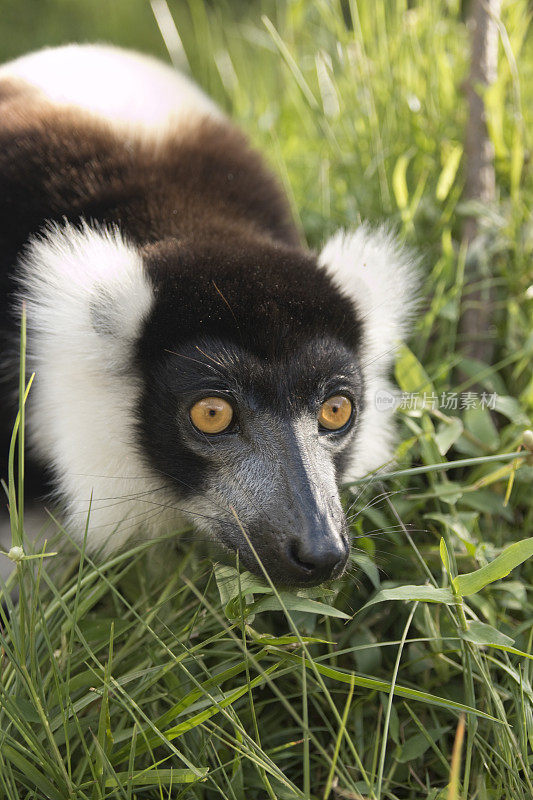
286 535 348 584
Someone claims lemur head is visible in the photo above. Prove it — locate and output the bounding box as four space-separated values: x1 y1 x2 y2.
21 222 416 586
135 236 363 585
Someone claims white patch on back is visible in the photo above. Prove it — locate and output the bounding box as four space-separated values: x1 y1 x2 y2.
0 43 222 135
319 224 419 478
18 222 180 551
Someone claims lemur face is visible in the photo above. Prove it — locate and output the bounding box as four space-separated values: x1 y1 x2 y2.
137 336 363 585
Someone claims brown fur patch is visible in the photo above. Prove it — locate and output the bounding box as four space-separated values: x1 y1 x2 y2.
0 82 300 255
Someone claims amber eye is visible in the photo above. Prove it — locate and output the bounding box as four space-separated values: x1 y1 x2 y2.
318 394 353 431
190 397 234 434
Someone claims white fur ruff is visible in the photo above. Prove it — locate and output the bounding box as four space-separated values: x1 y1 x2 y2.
18 223 182 551
320 224 419 479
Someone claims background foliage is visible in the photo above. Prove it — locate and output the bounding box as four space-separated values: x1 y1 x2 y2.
0 1 532 798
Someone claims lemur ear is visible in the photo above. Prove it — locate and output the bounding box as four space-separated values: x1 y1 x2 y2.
319 224 420 375
19 221 154 371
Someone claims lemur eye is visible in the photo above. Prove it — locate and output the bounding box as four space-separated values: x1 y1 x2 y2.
190 397 234 434
318 395 353 431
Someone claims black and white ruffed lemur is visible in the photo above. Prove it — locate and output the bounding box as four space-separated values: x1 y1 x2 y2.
0 45 418 585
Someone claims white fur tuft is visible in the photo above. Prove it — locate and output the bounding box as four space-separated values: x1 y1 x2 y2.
0 43 222 136
320 224 419 376
17 222 179 550
319 224 419 478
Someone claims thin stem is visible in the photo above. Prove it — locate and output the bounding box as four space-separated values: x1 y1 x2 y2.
375 603 418 800
346 451 528 486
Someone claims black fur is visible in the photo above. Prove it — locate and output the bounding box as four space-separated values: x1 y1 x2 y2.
140 236 361 360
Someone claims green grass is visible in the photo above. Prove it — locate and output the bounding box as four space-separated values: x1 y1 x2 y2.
1 1 532 798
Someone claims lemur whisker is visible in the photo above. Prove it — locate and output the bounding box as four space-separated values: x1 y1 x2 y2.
150 464 258 521
350 524 422 539
345 487 409 522
194 344 228 369
341 463 396 510
163 349 228 379
67 473 172 481
63 468 240 527
70 495 233 532
344 468 405 511
358 348 400 375
66 484 170 505
211 280 244 347
344 484 395 518
87 481 236 529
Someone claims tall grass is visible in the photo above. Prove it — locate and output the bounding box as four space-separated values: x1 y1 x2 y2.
1 1 532 798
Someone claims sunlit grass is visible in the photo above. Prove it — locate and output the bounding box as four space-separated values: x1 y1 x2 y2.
1 1 532 798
